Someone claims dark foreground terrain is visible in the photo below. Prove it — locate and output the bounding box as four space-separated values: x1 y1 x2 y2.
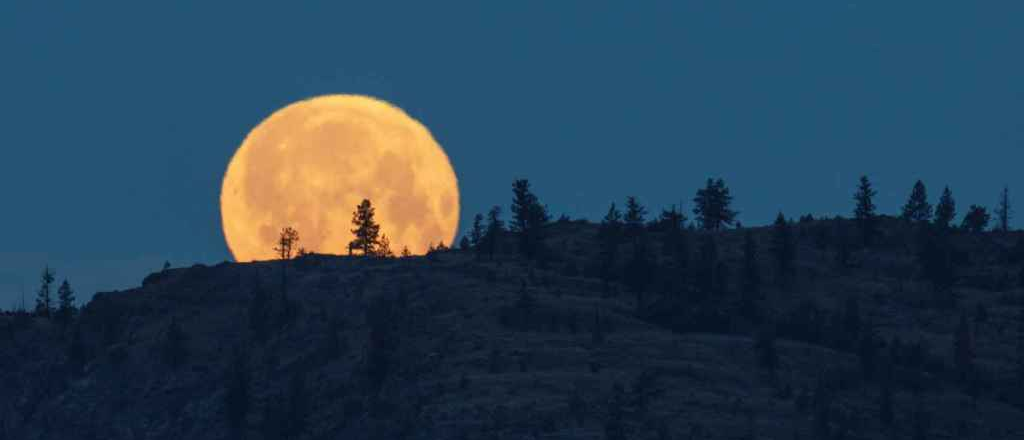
3 218 1024 439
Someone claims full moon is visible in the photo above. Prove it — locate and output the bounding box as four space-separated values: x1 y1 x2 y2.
220 94 460 262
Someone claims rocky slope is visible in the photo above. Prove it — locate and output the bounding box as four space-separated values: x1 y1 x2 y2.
2 218 1024 440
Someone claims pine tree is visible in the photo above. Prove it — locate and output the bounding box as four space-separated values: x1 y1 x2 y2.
459 235 471 250
377 233 394 258
350 199 381 255
995 185 1012 232
657 205 687 232
934 186 957 229
510 179 549 260
401 246 411 258
480 206 504 260
274 227 300 259
772 213 796 288
275 227 300 301
469 213 484 247
901 180 933 223
693 178 738 231
35 266 55 318
55 279 76 327
623 196 647 239
854 175 878 246
961 205 990 233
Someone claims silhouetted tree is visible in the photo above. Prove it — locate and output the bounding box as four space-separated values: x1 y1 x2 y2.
480 206 504 260
740 231 761 319
350 199 381 255
274 227 300 260
55 279 76 328
954 313 975 382
510 179 549 260
469 213 484 247
995 185 1012 232
161 317 188 369
224 347 250 435
162 261 171 271
400 246 411 258
275 227 300 302
623 196 647 240
934 186 957 229
377 233 395 258
34 266 55 318
772 213 796 287
459 235 471 250
656 205 687 232
854 176 878 246
961 205 990 233
901 180 933 223
693 178 738 231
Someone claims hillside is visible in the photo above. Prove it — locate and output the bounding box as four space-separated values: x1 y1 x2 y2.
3 217 1024 440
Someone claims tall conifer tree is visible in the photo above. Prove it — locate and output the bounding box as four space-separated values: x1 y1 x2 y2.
934 186 957 229
854 176 878 246
901 180 933 222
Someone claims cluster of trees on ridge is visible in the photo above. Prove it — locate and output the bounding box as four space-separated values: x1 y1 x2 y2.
5 175 1024 440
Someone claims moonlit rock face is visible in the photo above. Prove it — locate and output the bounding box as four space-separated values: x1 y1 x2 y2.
220 95 460 262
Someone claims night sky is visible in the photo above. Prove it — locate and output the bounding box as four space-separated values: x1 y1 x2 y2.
1 2 1021 306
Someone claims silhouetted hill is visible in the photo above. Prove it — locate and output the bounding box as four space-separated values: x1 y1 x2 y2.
3 218 1024 439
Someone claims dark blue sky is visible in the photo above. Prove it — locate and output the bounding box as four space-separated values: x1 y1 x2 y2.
1 2 1021 305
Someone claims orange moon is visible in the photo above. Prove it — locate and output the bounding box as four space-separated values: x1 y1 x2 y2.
220 94 460 262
